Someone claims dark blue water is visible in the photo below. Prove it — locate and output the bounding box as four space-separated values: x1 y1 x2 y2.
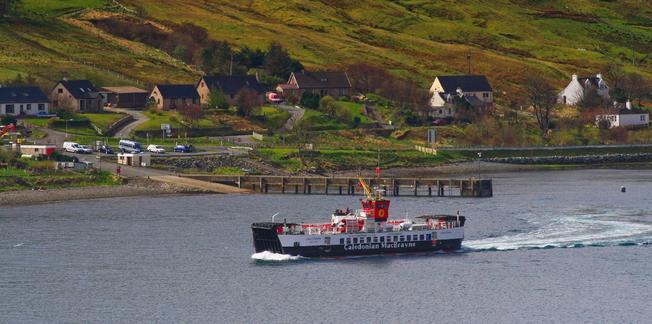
1 169 651 323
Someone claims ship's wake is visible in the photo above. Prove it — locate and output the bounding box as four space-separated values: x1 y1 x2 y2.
464 210 652 252
251 251 302 261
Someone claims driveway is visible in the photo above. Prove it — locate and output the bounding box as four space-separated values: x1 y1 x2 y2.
277 104 305 132
104 107 149 138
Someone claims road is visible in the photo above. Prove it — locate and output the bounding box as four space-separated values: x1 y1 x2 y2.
277 103 305 132
104 107 149 138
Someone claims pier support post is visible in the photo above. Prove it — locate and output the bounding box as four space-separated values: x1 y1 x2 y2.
339 186 342 195
414 180 418 196
281 178 285 194
428 186 432 197
295 185 299 194
324 179 329 195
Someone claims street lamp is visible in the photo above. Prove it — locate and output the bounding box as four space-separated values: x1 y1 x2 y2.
477 152 482 180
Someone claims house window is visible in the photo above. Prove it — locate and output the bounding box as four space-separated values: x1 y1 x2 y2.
6 104 14 114
448 108 451 114
641 115 646 122
38 104 45 111
26 104 31 110
80 100 85 111
483 92 489 98
439 109 443 114
58 88 63 94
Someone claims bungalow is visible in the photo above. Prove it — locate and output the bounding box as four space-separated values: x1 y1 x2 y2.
100 86 149 108
595 100 649 128
149 84 199 110
428 75 493 118
0 86 49 116
197 75 265 106
558 73 609 106
50 79 102 112
277 71 351 98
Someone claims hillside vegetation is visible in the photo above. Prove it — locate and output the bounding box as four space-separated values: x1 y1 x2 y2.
2 0 651 97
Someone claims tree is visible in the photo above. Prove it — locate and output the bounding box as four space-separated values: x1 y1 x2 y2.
300 92 320 109
234 88 261 117
0 0 21 16
319 95 335 114
577 86 603 112
178 103 203 127
523 75 558 139
622 73 651 106
263 42 303 79
208 87 229 109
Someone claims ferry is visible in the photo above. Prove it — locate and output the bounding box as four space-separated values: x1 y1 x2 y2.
251 177 465 258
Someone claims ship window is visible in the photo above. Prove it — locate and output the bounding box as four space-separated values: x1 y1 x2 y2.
420 234 424 241
407 236 411 241
346 238 351 244
380 236 385 242
294 242 300 247
394 236 398 241
399 236 404 242
373 237 378 243
340 238 344 244
414 235 419 241
353 238 358 244
426 234 431 240
367 237 371 243
387 236 391 242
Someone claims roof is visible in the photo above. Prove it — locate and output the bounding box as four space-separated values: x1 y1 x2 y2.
465 95 486 108
603 107 648 115
100 86 148 94
277 83 298 90
201 75 265 96
154 84 199 99
578 77 603 88
0 86 48 103
436 75 492 93
57 80 100 99
291 71 351 89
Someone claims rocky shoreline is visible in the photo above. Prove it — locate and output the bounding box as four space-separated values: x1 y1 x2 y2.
485 153 652 165
0 178 208 206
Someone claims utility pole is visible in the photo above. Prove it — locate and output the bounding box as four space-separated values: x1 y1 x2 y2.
230 52 233 76
467 52 472 74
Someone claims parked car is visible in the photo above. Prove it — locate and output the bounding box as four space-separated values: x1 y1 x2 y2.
78 145 93 154
174 144 194 153
119 139 143 153
147 144 165 153
98 145 114 154
62 141 90 154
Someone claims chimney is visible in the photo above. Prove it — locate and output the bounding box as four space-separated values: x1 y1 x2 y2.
456 87 463 96
62 77 68 82
571 74 578 81
626 99 632 110
596 73 602 80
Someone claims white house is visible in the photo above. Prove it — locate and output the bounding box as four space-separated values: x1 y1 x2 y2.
428 75 493 119
0 86 49 116
559 73 609 105
595 100 649 128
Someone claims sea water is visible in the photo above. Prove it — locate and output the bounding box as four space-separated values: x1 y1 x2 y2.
1 169 651 323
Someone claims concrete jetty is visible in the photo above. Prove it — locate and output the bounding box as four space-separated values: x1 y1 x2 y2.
179 175 492 197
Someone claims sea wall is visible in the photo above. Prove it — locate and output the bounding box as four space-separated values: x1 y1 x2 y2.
486 153 652 164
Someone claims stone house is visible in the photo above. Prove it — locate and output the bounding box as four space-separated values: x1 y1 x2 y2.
197 75 265 106
149 84 199 110
0 86 49 116
558 73 609 106
277 71 352 98
50 79 102 112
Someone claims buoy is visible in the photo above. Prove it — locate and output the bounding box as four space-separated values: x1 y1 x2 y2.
621 186 626 193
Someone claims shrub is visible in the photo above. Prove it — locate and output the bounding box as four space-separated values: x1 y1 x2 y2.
300 92 320 109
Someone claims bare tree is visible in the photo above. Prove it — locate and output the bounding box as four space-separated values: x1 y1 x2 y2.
523 75 558 139
234 88 261 117
622 73 651 106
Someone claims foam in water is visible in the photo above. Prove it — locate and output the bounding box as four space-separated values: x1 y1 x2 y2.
251 251 301 261
465 212 652 252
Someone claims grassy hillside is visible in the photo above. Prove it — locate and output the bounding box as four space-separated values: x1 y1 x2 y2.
2 0 651 96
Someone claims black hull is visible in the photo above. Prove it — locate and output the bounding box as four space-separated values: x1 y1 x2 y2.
252 222 462 258
282 239 463 258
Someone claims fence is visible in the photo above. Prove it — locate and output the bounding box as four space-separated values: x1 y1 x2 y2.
415 145 437 155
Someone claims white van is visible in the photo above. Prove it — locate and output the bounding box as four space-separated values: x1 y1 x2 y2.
119 139 143 153
63 141 81 153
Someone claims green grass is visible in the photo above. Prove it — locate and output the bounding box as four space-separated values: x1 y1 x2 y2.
135 110 218 132
252 105 291 130
0 168 120 192
23 0 106 16
82 113 127 132
300 108 347 130
334 101 374 125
